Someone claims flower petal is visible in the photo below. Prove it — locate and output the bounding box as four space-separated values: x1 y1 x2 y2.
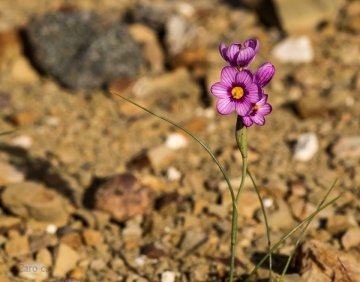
258 103 272 116
210 82 230 98
216 98 235 115
245 83 262 103
226 44 240 63
235 70 253 87
236 47 256 67
219 43 228 60
244 38 259 53
221 66 237 87
255 62 275 87
252 114 265 125
235 99 252 116
242 116 253 127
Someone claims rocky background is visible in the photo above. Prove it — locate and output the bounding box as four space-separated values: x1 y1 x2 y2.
0 0 359 281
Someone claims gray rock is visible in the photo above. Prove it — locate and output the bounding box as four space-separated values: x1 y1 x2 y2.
332 136 360 160
26 11 143 89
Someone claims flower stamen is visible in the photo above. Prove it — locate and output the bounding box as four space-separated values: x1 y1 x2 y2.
251 104 260 112
231 86 244 99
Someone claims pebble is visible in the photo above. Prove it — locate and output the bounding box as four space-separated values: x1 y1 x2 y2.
332 136 360 160
166 167 182 181
272 36 314 63
82 229 103 246
36 248 52 267
53 244 80 277
165 133 188 150
94 174 153 222
180 228 207 253
11 135 33 149
0 158 23 181
293 133 319 162
1 182 70 225
5 233 29 257
26 11 143 89
326 214 358 235
341 227 360 250
161 271 176 282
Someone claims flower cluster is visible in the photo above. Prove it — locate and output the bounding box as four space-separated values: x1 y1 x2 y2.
211 39 275 127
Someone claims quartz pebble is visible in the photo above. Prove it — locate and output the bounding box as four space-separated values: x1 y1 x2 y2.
293 133 318 162
272 36 314 63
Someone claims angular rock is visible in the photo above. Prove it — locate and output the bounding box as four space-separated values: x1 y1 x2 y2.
5 233 29 257
53 244 80 277
1 182 70 226
272 36 314 64
326 214 358 235
0 162 24 185
82 229 103 246
293 133 318 162
36 248 52 267
26 11 143 89
94 174 153 222
0 216 21 234
341 227 360 251
295 239 360 281
332 136 360 160
273 0 339 33
161 271 176 282
180 228 207 253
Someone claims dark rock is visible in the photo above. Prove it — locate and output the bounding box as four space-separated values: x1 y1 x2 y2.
25 11 143 89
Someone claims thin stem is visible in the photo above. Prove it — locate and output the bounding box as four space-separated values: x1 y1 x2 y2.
248 169 272 282
112 91 236 203
244 193 343 282
235 117 247 201
229 202 238 282
279 179 338 281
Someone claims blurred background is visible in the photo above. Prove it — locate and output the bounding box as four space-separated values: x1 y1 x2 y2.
0 0 359 281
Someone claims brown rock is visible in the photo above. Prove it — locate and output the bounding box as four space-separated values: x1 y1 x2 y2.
141 242 168 258
295 239 360 282
59 232 83 250
53 244 80 277
11 57 39 83
332 136 360 160
1 182 70 226
326 214 358 235
238 191 261 219
94 174 153 222
270 200 295 232
5 233 29 257
36 248 52 267
0 216 21 234
341 227 360 251
82 229 103 246
0 162 25 185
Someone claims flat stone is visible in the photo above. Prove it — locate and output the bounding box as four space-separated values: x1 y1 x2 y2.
341 227 360 250
1 182 70 226
53 244 80 277
273 0 339 33
332 136 360 160
82 229 103 246
0 216 21 234
0 162 24 185
94 174 153 222
5 234 29 257
272 36 314 64
26 11 143 89
161 271 176 282
36 248 52 267
180 228 207 253
327 214 358 235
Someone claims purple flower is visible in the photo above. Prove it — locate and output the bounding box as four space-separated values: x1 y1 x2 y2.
219 39 259 68
242 94 272 127
211 66 261 116
254 62 275 88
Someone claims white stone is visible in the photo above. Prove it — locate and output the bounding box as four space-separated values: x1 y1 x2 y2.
167 167 182 181
46 224 57 234
293 133 319 162
165 133 188 150
161 271 176 282
272 36 314 63
12 135 33 149
134 256 145 266
263 198 274 208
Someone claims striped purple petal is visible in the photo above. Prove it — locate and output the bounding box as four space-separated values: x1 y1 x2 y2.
255 62 275 87
242 116 253 127
257 103 272 115
235 99 252 116
211 82 229 98
219 43 228 60
220 66 237 87
216 98 235 115
244 38 259 53
252 114 265 125
235 70 253 87
226 44 240 64
245 83 261 103
236 47 256 67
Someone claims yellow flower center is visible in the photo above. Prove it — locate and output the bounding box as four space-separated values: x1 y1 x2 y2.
231 86 244 99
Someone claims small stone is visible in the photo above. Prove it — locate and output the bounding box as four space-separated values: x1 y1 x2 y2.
1 182 70 226
8 111 38 127
141 242 168 259
270 200 295 232
0 162 24 185
272 36 314 63
0 216 21 234
237 191 261 219
332 136 360 160
36 248 52 267
11 135 33 149
293 133 318 162
147 146 178 172
166 167 182 181
90 259 106 271
341 227 360 250
82 229 103 246
53 244 80 277
180 229 207 253
94 174 153 222
326 214 358 235
59 232 83 250
165 133 188 150
5 234 29 257
161 271 175 282
11 57 39 83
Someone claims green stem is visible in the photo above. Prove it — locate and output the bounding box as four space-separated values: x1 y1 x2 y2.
235 117 247 201
229 202 238 282
248 169 272 282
